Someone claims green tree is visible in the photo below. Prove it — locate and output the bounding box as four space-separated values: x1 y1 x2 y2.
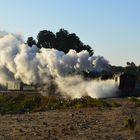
55 29 69 52
125 62 137 74
27 37 36 47
35 28 94 56
37 30 55 48
55 28 93 55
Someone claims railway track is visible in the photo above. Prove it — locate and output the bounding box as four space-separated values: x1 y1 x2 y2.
0 91 41 95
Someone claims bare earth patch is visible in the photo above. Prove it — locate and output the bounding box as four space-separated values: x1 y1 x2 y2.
0 98 139 140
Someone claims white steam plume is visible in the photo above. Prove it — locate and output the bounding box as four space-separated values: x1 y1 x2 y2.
55 76 118 99
0 31 118 98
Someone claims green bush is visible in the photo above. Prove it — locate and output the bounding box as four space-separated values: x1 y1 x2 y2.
134 102 140 107
0 94 42 114
70 96 111 108
128 97 139 102
0 94 113 114
123 116 136 130
111 101 121 107
128 97 140 107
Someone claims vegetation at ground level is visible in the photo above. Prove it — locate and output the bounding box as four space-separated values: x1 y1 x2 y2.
0 94 122 115
123 115 137 130
128 97 140 107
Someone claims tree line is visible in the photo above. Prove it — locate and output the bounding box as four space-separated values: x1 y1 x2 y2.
27 28 94 56
111 62 140 80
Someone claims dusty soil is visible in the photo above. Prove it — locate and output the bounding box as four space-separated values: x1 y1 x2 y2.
0 98 139 140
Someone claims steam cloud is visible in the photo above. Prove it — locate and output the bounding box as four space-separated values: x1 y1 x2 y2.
0 31 118 98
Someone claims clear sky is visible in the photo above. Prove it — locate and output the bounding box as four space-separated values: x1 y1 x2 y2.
0 0 140 66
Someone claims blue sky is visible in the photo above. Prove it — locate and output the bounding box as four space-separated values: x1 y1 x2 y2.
0 0 140 66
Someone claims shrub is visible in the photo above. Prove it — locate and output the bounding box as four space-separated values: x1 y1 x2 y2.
123 116 136 130
71 96 111 108
0 94 112 114
134 102 140 107
128 97 139 102
111 101 121 107
128 97 140 107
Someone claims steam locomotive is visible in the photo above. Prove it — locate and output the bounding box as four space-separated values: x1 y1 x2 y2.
6 72 137 97
115 73 136 96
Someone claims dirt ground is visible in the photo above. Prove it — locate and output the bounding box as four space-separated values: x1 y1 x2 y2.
0 98 139 140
